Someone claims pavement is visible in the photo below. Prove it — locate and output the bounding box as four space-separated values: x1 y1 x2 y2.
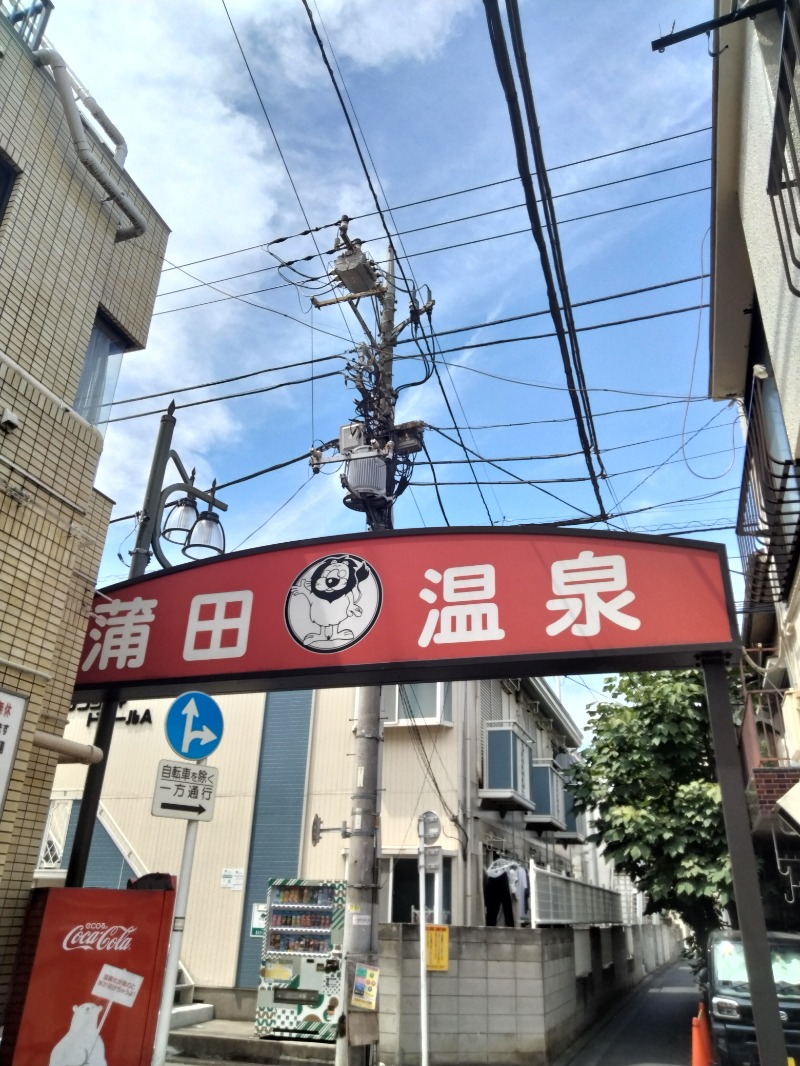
168 958 699 1066
553 958 700 1066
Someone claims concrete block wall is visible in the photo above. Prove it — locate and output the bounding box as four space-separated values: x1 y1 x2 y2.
378 922 682 1066
0 17 167 1010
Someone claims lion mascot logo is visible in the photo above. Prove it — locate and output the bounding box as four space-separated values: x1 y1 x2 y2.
285 554 382 651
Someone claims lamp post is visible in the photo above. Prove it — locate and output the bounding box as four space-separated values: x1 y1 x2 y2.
66 403 228 888
129 401 228 578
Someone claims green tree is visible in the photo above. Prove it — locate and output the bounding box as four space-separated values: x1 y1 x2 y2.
570 669 733 946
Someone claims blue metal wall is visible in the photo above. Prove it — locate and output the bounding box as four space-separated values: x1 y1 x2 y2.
235 690 313 987
61 802 136 888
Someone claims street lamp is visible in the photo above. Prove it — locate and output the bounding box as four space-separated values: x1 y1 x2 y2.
129 402 228 578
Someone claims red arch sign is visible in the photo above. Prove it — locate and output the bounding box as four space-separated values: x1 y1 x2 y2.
74 527 739 699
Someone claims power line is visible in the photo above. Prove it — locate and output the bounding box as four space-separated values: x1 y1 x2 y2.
159 125 710 276
156 158 709 300
488 0 606 516
152 187 709 319
114 277 708 412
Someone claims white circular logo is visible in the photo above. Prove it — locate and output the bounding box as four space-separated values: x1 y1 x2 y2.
285 554 382 653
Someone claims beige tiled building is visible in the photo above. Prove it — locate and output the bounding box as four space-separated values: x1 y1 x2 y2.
0 4 167 1008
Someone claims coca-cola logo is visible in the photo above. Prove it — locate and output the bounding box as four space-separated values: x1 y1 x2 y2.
63 923 136 952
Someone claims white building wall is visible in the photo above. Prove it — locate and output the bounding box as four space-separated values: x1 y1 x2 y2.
737 15 800 453
53 693 264 986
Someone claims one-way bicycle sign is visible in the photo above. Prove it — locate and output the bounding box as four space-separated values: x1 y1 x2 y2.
152 759 218 821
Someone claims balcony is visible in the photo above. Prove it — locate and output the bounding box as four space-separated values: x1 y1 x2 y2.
530 865 622 926
740 686 800 833
478 721 535 814
737 379 800 614
0 0 53 51
525 759 567 833
554 788 588 844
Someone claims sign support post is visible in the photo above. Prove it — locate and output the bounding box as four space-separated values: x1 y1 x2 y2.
702 656 787 1066
151 810 199 1066
65 686 118 887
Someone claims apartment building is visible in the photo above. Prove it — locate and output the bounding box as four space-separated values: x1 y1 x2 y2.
0 1 168 1006
40 677 630 992
710 0 800 912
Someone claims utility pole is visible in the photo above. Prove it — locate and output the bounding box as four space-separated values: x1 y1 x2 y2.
311 219 432 1066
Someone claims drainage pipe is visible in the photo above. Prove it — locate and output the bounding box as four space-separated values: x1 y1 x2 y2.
69 77 128 167
33 730 103 765
34 49 146 242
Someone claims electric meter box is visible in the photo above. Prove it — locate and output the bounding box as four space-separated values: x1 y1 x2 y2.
339 422 366 454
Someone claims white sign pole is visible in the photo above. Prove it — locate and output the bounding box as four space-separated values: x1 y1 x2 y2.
152 816 198 1066
417 820 429 1066
417 812 440 1066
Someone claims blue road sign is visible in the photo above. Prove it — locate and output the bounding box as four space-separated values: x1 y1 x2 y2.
165 691 223 761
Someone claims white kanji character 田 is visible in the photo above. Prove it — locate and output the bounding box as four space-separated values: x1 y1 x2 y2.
545 550 640 638
418 564 505 648
183 591 253 661
81 597 159 672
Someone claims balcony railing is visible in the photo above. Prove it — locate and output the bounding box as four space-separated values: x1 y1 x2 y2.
769 0 800 296
529 864 622 927
737 380 800 608
0 0 53 51
526 759 567 832
739 687 791 780
479 720 535 814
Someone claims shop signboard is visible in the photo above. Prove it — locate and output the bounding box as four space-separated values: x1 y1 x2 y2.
0 688 27 816
73 527 738 699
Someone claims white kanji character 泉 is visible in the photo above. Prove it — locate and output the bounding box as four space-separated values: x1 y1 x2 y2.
418 564 505 648
183 590 253 661
545 550 640 637
81 597 159 672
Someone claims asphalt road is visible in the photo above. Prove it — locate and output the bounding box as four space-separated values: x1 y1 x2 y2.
554 959 699 1066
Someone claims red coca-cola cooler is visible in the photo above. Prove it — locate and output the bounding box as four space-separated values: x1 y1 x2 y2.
1 884 175 1066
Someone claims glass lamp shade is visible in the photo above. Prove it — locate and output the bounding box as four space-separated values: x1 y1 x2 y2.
161 496 199 544
183 509 225 559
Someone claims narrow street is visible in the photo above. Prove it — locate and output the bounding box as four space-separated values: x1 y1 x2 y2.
555 960 699 1066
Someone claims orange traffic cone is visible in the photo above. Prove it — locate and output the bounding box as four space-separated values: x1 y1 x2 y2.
697 1003 714 1063
692 1003 713 1066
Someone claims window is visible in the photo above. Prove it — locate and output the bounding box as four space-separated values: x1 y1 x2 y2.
0 153 18 229
380 855 452 924
74 314 128 429
385 682 452 726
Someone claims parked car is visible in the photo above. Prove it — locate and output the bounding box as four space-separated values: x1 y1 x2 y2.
704 929 800 1065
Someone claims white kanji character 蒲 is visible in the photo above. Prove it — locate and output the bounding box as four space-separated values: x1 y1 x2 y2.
81 597 159 672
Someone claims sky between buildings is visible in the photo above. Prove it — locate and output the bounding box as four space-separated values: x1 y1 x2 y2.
49 1 722 733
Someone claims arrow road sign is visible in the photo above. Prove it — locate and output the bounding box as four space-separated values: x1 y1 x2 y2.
152 759 218 821
165 691 223 760
161 802 207 815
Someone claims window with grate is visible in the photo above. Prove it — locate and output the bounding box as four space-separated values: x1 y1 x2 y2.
0 153 18 230
769 0 800 295
74 313 129 430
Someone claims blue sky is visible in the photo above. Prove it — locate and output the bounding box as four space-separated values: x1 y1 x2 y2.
50 1 726 731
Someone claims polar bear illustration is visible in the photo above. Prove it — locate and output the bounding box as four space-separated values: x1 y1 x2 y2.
49 1002 107 1066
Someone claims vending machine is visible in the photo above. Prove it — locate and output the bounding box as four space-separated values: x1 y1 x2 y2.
255 878 345 1043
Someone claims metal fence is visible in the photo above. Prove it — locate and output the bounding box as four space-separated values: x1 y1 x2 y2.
529 862 623 926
